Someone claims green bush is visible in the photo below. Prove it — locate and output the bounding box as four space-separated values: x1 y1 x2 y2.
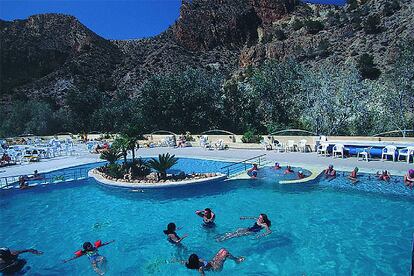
383 0 401 16
364 15 382 34
357 53 381 80
304 20 324 35
106 163 124 179
241 130 262 143
130 159 151 178
292 19 304 31
274 29 287 41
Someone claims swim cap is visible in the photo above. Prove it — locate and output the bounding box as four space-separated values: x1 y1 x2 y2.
355 167 359 172
409 169 414 176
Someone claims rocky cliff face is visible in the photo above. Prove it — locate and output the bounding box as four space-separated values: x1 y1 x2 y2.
0 0 413 104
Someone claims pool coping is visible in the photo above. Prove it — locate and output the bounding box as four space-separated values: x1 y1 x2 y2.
88 169 227 189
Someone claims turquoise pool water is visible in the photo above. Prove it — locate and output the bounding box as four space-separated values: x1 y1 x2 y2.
1 159 413 275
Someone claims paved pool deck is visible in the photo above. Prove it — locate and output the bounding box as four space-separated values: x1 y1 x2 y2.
1 146 412 178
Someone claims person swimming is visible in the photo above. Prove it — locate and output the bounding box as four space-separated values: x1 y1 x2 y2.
348 167 359 184
196 208 216 227
297 170 305 179
324 165 336 179
284 166 294 174
63 240 114 275
184 249 244 275
164 223 188 244
274 162 281 170
216 214 271 242
0 247 43 275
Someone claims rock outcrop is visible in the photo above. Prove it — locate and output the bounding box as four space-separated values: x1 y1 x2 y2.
1 0 413 104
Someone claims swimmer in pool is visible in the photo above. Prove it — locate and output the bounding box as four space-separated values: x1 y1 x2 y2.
216 214 271 242
348 167 359 184
164 223 188 245
324 165 336 180
297 170 305 179
284 166 294 174
183 249 244 275
377 170 391 181
196 208 216 227
0 247 43 275
274 162 281 170
63 240 114 275
403 169 414 188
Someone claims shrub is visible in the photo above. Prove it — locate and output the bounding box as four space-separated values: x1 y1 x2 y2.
241 130 262 143
383 0 401 17
130 158 151 178
274 29 287 41
364 15 382 34
106 163 124 179
347 0 358 10
357 53 381 80
292 19 304 31
304 20 324 35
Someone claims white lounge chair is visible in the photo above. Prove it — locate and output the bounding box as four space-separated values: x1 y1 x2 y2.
261 140 272 150
357 147 371 162
317 143 328 157
200 135 211 149
381 145 397 162
273 141 284 153
332 144 344 158
215 139 225 150
398 146 414 163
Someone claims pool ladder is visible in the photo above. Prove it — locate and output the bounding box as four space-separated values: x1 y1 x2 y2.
220 154 268 177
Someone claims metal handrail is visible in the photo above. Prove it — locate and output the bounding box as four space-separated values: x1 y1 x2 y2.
372 129 414 137
0 167 90 189
268 129 317 136
220 154 267 177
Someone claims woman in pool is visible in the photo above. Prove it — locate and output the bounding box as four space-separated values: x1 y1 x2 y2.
324 165 336 179
348 167 359 184
196 208 216 227
404 169 414 188
216 214 271 242
63 240 114 275
247 163 259 178
164 223 188 244
274 162 281 170
297 170 305 179
184 249 244 275
284 165 294 174
377 170 391 181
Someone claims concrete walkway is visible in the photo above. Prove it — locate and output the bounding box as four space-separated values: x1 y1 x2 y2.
0 147 412 178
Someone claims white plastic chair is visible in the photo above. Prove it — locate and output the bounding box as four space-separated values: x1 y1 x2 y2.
261 140 272 150
200 135 211 149
317 143 328 157
215 139 225 150
298 139 307 152
381 145 397 162
398 146 414 163
357 147 371 162
285 140 296 152
333 144 344 158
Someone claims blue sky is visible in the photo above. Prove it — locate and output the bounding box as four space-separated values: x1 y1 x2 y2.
0 0 346 40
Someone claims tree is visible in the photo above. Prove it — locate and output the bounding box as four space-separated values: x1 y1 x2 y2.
112 135 129 164
300 62 368 135
147 153 178 180
363 15 382 34
368 40 414 137
357 53 381 80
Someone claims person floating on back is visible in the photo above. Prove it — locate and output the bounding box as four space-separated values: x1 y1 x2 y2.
0 247 43 275
348 167 359 184
196 208 216 228
324 165 336 180
164 223 188 245
63 240 114 275
216 214 271 242
377 170 391 181
183 249 244 275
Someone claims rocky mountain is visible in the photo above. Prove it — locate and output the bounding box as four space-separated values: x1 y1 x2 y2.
1 0 413 104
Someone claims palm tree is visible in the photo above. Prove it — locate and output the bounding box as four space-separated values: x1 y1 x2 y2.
100 148 122 164
126 136 139 163
147 153 178 180
112 135 129 164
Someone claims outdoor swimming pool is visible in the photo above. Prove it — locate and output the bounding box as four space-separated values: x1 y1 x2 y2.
1 158 413 275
